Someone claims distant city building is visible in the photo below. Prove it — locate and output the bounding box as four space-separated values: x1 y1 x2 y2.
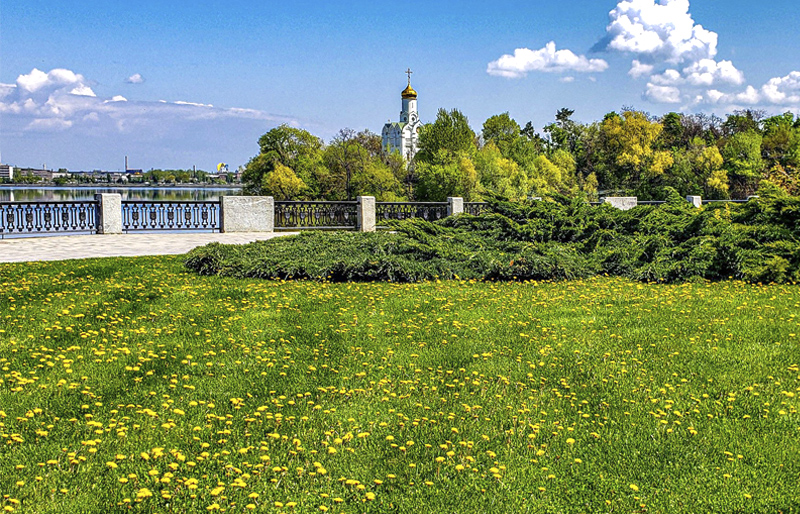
0 164 13 180
15 168 66 181
382 69 421 162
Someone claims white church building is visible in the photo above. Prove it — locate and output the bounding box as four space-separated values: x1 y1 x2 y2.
382 70 421 162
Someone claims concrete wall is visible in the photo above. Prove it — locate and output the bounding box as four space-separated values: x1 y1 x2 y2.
221 196 274 233
601 197 638 211
357 196 376 232
447 197 464 216
96 194 122 234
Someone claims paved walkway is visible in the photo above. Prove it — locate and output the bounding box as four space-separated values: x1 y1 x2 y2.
0 232 298 263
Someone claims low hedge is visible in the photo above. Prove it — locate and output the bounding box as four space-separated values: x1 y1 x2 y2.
185 190 800 283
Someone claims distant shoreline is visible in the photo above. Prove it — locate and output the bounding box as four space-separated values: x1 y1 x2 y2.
0 183 243 190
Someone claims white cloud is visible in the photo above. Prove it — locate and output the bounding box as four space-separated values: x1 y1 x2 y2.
602 0 718 64
16 68 93 95
70 85 97 97
629 60 654 78
487 41 608 78
704 89 725 104
698 72 800 108
734 86 761 105
27 118 73 132
683 59 744 86
645 83 682 103
597 1 757 107
760 71 800 105
126 73 145 84
560 76 576 83
0 67 297 135
174 100 214 108
0 83 16 99
1 67 315 170
650 69 683 86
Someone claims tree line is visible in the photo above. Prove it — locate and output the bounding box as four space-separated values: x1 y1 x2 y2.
243 108 800 201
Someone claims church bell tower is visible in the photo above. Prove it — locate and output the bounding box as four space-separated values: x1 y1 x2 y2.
382 69 421 162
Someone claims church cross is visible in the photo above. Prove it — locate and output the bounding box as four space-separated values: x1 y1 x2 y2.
405 68 413 84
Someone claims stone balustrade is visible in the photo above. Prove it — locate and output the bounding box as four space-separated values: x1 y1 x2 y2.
2 194 760 239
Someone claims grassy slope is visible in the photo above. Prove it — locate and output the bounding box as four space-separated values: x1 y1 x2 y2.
0 256 799 513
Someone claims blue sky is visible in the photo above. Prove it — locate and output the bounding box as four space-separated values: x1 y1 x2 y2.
2 0 800 171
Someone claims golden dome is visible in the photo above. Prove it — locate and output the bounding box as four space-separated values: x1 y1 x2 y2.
401 83 417 99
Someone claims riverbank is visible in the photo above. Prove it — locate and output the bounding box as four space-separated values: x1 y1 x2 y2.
0 185 243 202
0 183 242 189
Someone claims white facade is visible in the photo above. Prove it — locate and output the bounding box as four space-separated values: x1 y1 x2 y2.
0 164 13 180
382 79 421 162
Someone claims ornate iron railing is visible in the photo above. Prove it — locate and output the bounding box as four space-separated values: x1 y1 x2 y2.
0 201 97 238
274 201 358 230
122 201 220 232
637 201 666 206
376 202 448 227
702 199 749 204
464 202 489 216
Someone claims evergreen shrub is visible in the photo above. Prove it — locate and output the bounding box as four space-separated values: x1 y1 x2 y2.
185 190 800 283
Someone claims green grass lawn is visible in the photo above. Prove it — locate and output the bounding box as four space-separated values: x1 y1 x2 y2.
0 256 798 513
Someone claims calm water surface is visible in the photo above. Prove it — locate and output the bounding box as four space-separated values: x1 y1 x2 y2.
0 186 241 202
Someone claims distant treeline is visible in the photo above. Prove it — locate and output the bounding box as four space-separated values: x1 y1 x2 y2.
2 168 233 185
243 108 800 201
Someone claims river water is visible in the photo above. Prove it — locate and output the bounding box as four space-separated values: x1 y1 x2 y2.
0 186 242 203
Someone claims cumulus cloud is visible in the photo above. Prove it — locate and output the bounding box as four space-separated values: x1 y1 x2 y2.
650 69 683 86
645 83 682 103
0 67 295 135
683 59 744 86
629 60 654 78
487 41 608 78
761 71 800 105
487 0 800 111
15 68 95 95
126 73 145 84
596 0 791 109
700 72 800 108
1 67 309 170
599 0 717 64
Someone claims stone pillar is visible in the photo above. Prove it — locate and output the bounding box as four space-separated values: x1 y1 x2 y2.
221 196 274 233
601 197 638 211
95 193 122 234
686 195 702 208
447 197 464 216
357 196 376 232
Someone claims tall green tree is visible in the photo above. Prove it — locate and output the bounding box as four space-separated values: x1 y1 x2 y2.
416 109 476 162
722 130 764 196
599 110 673 195
481 113 520 156
324 129 405 200
722 109 765 137
474 143 528 199
262 163 307 200
243 125 325 196
415 150 479 201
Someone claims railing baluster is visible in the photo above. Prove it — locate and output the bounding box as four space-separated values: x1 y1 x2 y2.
120 201 220 233
274 201 358 230
0 200 98 237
